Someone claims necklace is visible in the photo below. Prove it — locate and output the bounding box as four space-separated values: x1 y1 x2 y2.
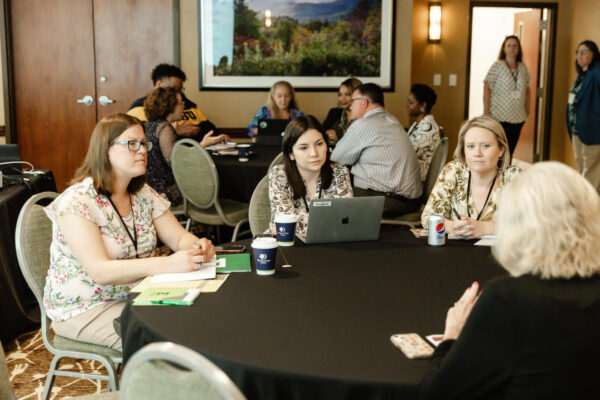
107 194 139 258
466 171 497 221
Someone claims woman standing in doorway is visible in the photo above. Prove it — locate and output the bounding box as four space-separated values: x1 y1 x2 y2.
484 35 531 159
567 40 600 193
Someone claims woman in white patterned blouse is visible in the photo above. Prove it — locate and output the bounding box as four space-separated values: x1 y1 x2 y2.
44 113 215 350
422 116 520 239
484 36 531 159
269 115 353 239
406 83 441 182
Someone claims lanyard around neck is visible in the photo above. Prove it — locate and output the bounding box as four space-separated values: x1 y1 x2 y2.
302 185 323 212
466 171 497 221
107 195 139 258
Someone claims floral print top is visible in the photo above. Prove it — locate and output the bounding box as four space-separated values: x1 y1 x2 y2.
407 114 441 181
43 177 170 321
268 163 353 239
421 160 520 228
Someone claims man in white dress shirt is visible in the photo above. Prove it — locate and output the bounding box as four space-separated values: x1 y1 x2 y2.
331 83 422 217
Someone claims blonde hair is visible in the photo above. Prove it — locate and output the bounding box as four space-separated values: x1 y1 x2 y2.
266 80 298 119
493 161 600 279
72 113 145 195
453 115 510 170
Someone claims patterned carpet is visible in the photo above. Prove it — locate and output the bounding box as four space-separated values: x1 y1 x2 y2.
4 329 113 399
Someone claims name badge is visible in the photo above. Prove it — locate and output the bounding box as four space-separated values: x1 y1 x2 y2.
510 90 520 99
568 92 576 105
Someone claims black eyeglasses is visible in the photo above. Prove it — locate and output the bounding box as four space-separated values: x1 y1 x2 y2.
112 140 153 152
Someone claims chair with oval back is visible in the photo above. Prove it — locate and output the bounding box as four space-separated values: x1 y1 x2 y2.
14 192 121 400
381 136 449 227
248 175 271 236
120 342 246 400
171 139 249 242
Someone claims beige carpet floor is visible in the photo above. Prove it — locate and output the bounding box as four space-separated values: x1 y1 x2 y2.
4 329 113 399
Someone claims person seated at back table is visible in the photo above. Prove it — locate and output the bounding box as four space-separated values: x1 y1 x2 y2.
269 115 353 239
128 63 227 146
247 80 304 137
322 77 363 146
419 161 600 399
143 87 188 206
421 115 520 239
406 83 441 182
44 113 215 351
330 83 422 218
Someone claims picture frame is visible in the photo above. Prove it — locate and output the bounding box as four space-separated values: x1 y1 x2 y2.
197 0 394 90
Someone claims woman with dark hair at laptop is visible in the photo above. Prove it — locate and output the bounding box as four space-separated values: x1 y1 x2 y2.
247 80 304 137
268 115 353 239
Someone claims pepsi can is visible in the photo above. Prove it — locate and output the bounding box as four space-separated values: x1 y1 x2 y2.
428 214 446 246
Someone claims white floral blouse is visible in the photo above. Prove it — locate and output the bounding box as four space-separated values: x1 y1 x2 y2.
43 177 170 322
421 160 520 228
407 114 441 182
268 163 353 239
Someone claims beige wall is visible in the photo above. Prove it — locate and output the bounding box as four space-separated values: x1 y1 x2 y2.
179 0 414 128
411 0 585 166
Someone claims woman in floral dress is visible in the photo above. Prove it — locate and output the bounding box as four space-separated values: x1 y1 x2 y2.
268 115 353 239
421 116 520 239
44 113 215 350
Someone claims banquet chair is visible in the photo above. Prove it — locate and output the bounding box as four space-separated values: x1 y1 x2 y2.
249 175 271 236
381 136 449 227
268 152 284 170
0 341 16 400
120 342 246 400
15 192 122 400
171 139 249 242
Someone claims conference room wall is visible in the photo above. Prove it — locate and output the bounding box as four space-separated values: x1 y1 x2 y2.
411 0 593 167
178 0 414 129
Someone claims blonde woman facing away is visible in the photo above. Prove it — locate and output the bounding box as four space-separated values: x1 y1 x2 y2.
420 162 600 399
247 80 304 137
421 116 520 239
44 114 215 351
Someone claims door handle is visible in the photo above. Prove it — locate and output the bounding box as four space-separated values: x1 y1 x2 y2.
76 95 94 106
98 95 115 106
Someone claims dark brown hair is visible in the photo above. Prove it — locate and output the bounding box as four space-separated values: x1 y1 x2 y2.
282 115 333 200
575 40 600 74
143 87 180 121
71 113 145 195
498 35 523 62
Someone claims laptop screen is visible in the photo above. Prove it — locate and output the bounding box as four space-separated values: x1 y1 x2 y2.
0 144 22 173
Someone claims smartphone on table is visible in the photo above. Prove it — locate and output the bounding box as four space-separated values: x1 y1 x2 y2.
215 244 246 254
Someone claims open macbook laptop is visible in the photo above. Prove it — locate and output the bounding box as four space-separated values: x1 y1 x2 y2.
256 119 289 146
298 196 385 244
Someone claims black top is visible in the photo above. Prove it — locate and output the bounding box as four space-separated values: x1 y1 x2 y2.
144 119 181 205
420 274 600 400
322 107 348 141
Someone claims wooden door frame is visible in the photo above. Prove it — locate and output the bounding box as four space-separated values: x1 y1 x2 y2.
464 1 558 161
0 0 181 145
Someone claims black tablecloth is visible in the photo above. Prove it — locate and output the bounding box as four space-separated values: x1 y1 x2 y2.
211 145 281 203
121 227 506 400
0 171 57 340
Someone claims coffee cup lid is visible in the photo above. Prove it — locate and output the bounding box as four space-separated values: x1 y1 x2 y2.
251 237 278 249
274 214 298 222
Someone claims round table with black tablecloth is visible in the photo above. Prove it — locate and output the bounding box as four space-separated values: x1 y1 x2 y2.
121 227 506 400
210 145 281 203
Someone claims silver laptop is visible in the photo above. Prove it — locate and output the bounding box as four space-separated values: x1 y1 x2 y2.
298 196 385 244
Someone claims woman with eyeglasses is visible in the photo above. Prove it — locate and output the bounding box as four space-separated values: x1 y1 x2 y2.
567 40 600 193
43 113 215 351
484 35 531 159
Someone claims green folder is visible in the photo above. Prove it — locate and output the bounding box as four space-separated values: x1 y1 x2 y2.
133 288 201 306
216 253 252 273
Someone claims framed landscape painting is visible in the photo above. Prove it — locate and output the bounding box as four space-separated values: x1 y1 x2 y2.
198 0 394 90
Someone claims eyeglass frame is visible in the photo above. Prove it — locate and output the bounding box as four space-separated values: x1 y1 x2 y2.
111 139 153 152
576 49 590 55
350 97 368 104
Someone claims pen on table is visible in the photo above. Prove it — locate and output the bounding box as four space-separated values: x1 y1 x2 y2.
451 206 461 220
150 300 189 306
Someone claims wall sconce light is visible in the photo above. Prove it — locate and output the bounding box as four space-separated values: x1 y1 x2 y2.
428 2 442 43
